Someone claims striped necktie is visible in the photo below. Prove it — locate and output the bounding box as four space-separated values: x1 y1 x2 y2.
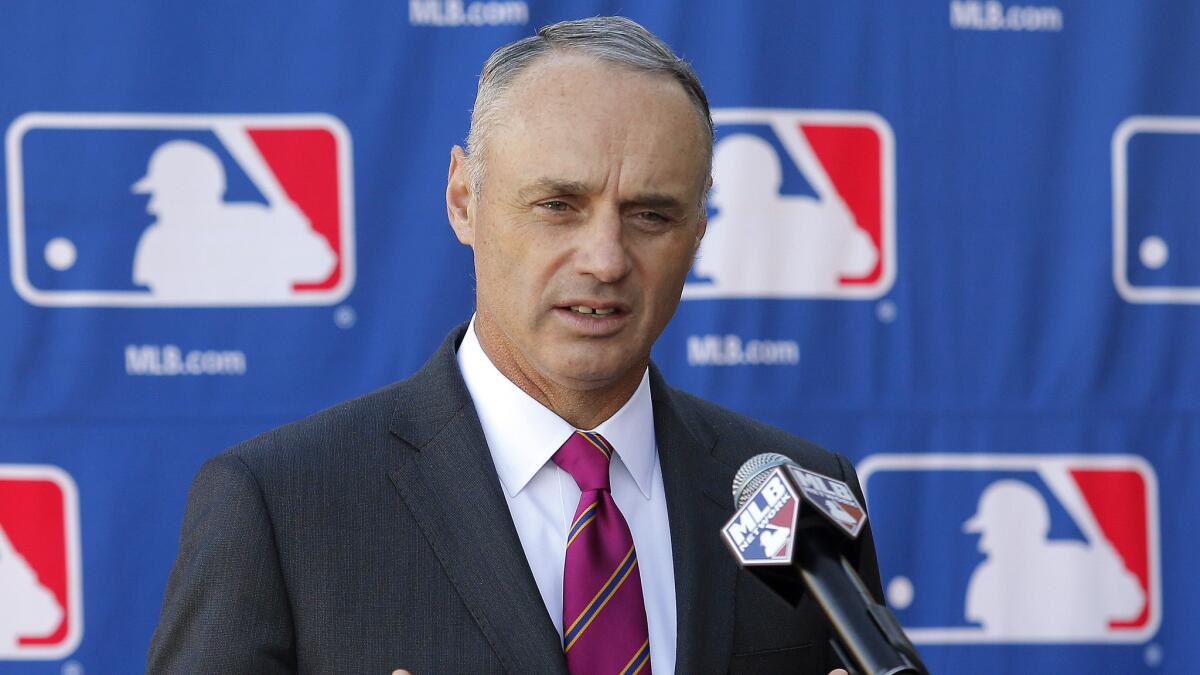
553 431 652 675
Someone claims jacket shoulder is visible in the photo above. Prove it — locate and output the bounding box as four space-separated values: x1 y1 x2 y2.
222 379 407 476
664 385 852 482
219 323 469 486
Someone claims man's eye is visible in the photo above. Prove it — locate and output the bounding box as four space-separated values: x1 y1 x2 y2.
636 211 668 223
539 200 570 211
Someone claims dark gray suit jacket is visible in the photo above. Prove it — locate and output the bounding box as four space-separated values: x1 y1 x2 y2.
147 325 883 674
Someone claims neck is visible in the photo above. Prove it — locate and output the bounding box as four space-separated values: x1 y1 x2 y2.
473 318 644 430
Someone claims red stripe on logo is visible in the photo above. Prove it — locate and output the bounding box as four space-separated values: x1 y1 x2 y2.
248 128 342 292
0 479 69 646
800 124 883 285
1070 469 1151 630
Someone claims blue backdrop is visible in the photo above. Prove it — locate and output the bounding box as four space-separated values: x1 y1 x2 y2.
1 1 1195 673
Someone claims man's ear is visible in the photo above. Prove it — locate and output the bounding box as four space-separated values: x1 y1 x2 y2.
446 145 474 246
694 174 712 250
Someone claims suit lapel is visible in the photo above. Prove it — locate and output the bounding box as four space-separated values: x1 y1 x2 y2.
387 327 567 675
651 369 738 674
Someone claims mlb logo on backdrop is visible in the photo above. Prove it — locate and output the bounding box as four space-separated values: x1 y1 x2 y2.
1112 115 1200 304
0 465 82 660
858 454 1160 644
6 113 355 307
683 108 895 300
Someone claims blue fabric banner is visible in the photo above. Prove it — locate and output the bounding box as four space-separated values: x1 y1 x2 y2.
1 2 1194 673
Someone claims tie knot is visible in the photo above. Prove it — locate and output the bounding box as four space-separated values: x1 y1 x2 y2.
552 431 615 492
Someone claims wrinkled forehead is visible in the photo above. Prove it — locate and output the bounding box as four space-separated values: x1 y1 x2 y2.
504 49 709 132
485 53 711 192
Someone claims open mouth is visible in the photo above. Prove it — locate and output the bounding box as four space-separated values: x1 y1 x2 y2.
554 302 630 336
567 305 618 316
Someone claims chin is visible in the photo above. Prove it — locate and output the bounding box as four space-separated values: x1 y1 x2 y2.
553 366 622 387
547 359 632 389
563 348 641 375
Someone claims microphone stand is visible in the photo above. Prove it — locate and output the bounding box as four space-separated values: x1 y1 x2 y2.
757 510 928 675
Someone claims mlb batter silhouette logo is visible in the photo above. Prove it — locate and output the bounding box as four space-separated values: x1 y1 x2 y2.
132 138 335 302
0 465 82 660
962 479 1144 639
684 109 895 300
858 454 1160 644
6 113 354 307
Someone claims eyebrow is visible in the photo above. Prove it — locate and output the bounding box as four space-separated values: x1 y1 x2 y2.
518 178 686 211
517 178 591 203
627 193 686 211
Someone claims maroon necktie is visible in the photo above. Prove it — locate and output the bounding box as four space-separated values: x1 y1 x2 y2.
553 431 652 675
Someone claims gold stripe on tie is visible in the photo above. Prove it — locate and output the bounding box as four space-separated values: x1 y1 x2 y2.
563 544 638 651
593 433 616 457
566 503 599 549
619 638 651 675
579 432 612 460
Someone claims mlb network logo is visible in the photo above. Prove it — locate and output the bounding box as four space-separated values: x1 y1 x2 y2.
859 454 1160 644
0 465 83 660
721 468 799 566
6 113 355 307
684 108 895 300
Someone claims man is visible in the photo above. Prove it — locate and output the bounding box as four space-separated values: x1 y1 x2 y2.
148 16 882 674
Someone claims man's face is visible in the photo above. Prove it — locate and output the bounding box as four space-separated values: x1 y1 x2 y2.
447 53 710 393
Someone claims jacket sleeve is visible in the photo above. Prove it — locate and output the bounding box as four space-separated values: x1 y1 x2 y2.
146 453 296 674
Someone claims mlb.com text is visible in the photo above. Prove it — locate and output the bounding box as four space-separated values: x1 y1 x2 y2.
687 335 800 366
409 0 528 26
949 0 1063 32
125 345 247 376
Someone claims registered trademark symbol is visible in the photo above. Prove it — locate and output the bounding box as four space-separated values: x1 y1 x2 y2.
875 299 897 324
334 305 357 329
1144 643 1163 667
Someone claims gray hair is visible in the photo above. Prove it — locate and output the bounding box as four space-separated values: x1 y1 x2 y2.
464 16 714 192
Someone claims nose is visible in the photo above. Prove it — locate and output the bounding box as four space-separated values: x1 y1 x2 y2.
573 209 631 283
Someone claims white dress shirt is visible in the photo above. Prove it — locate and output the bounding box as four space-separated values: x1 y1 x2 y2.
456 318 677 674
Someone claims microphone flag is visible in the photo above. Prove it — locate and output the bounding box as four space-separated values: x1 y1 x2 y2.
721 462 868 567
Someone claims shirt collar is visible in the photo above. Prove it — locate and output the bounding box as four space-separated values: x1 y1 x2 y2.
456 316 656 500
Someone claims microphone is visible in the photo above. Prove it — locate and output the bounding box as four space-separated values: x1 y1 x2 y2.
722 453 928 675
